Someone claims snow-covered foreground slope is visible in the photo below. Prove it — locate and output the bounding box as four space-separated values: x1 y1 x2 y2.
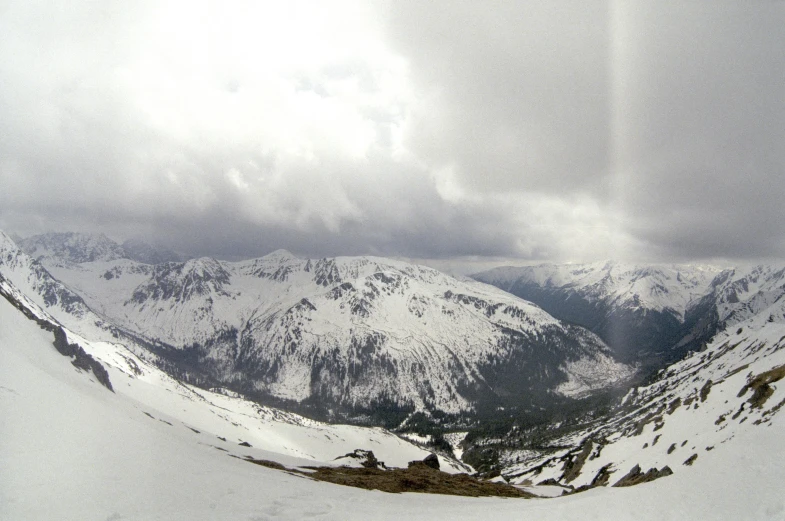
5 231 633 418
3 252 785 521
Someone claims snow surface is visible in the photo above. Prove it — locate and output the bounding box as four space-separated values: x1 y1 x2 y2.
3 284 785 520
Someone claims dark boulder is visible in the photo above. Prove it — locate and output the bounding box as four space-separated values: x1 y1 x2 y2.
423 453 440 470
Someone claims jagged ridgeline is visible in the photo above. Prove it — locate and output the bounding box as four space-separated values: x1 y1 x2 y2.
474 262 785 375
2 231 633 425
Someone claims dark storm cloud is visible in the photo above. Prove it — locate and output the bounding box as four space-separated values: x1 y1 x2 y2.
1 1 783 264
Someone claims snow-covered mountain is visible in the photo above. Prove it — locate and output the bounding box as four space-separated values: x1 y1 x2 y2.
19 231 127 264
468 260 785 488
3 236 785 520
1 231 633 422
475 262 721 318
473 262 767 370
19 231 182 265
0 270 460 471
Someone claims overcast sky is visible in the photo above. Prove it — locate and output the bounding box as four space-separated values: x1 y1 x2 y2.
1 1 783 272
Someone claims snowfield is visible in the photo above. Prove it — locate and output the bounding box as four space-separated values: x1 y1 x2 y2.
3 263 785 519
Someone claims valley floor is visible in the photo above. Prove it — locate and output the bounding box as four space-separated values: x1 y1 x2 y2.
2 294 784 520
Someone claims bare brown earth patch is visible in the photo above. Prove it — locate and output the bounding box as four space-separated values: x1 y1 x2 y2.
296 462 535 497
240 456 533 497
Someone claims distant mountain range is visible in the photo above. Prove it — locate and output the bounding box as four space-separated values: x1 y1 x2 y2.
475 275 785 489
19 231 183 265
473 261 785 372
2 231 633 424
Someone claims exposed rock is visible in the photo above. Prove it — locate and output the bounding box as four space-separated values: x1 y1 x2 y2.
409 453 440 471
700 380 713 402
589 464 614 487
52 327 114 392
613 464 673 487
423 453 440 470
561 440 593 483
738 365 785 409
337 449 383 469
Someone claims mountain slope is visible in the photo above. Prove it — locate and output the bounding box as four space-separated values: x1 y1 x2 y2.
3 248 784 520
475 261 785 377
474 262 729 369
0 270 467 472
2 231 634 422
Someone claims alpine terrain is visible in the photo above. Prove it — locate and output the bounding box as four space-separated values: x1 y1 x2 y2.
8 231 634 425
473 261 785 371
2 230 785 520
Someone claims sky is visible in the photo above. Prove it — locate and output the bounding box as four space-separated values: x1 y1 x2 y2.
0 1 783 272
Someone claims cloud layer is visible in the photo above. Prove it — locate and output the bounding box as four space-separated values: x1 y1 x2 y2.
1 0 783 266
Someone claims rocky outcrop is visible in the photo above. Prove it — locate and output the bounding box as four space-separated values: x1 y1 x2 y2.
613 464 673 487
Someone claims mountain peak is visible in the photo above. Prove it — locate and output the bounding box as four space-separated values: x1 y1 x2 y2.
19 232 125 263
263 249 298 262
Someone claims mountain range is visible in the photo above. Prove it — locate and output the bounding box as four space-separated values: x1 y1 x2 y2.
3 231 634 425
473 261 785 371
3 230 785 519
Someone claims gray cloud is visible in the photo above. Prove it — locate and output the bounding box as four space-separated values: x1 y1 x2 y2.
609 1 785 260
378 0 785 262
379 1 613 195
1 1 783 266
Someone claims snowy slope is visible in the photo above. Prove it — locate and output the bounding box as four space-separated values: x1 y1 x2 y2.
5 231 633 417
499 298 785 494
0 274 466 472
3 246 785 521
